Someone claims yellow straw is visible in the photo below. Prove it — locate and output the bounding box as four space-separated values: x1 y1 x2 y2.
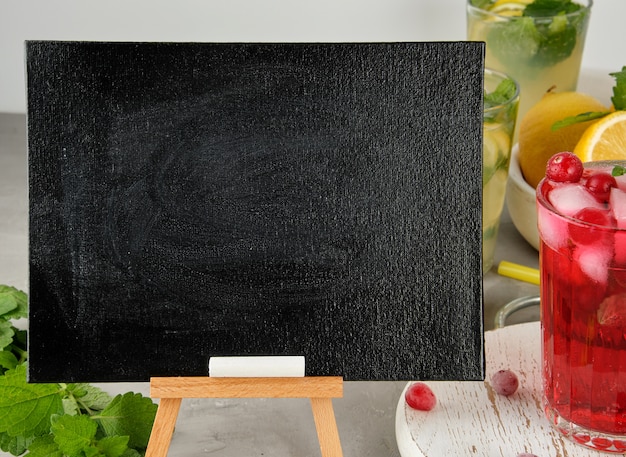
497 261 540 286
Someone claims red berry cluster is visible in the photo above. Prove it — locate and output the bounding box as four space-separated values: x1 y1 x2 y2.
545 152 618 205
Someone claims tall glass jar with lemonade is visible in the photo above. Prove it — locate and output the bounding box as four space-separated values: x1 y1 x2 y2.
482 69 519 273
467 0 592 136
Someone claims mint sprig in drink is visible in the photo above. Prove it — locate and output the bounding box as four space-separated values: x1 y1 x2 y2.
467 0 592 136
537 153 626 451
482 70 519 273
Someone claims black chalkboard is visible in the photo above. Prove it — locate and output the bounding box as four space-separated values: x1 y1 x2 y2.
26 41 485 382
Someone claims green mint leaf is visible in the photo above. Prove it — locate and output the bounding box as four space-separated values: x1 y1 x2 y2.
62 383 113 417
551 67 626 130
97 435 130 457
26 434 63 457
612 165 626 177
76 384 113 412
531 15 578 67
483 224 499 241
61 383 112 417
0 298 17 317
0 321 14 352
471 0 494 8
0 350 18 371
13 328 26 349
63 396 81 416
51 414 98 456
0 286 27 321
610 66 626 111
0 431 35 456
487 17 541 67
483 153 510 188
483 77 519 125
95 392 157 450
487 0 588 69
120 449 142 457
484 78 517 109
0 364 64 438
524 0 582 17
551 110 611 130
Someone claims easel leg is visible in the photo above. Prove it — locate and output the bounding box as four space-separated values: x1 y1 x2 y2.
310 397 343 457
145 397 182 457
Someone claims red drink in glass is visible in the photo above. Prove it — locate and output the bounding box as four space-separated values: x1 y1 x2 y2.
538 158 626 452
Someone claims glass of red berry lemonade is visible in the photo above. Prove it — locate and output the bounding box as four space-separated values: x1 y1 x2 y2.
537 152 626 451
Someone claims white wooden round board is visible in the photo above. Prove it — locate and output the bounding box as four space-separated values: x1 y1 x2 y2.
395 321 620 457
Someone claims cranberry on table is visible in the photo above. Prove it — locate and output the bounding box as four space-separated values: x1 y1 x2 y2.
405 382 437 411
545 152 584 183
490 369 519 396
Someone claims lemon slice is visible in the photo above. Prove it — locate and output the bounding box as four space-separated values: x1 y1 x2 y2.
490 0 530 16
491 0 532 8
573 111 626 162
490 4 525 16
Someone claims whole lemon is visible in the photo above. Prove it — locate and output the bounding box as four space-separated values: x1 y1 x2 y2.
518 90 608 189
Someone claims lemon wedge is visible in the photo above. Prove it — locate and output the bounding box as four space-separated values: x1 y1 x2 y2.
573 111 626 162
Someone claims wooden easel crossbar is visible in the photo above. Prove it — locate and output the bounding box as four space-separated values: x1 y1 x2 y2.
146 376 344 457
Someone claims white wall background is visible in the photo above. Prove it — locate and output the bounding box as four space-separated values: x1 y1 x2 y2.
1 0 624 114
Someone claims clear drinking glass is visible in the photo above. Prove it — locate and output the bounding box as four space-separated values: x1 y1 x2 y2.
537 162 626 452
467 0 592 135
482 69 519 273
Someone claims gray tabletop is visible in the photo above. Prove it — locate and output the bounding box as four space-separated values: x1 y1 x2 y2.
0 112 539 457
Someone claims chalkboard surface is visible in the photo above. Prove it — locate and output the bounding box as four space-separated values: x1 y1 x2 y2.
26 41 485 382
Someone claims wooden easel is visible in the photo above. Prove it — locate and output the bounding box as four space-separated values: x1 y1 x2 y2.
145 376 344 457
